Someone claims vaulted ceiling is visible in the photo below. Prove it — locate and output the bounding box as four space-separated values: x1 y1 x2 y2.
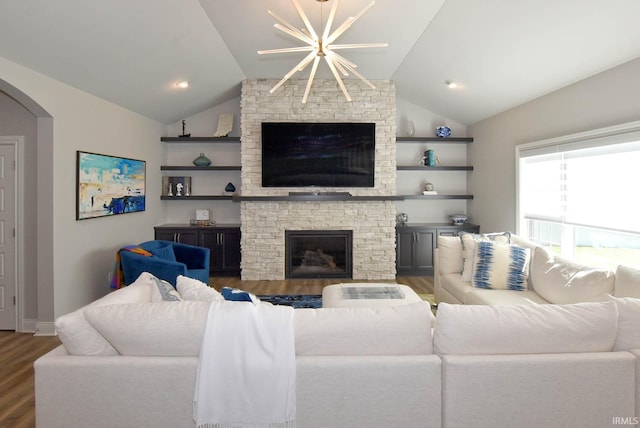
1 0 639 125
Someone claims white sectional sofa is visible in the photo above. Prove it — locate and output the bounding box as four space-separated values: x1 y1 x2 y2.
435 232 639 305
35 269 640 427
35 274 440 428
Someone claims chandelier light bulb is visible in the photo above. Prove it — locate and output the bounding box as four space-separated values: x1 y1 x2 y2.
445 80 458 89
176 80 190 89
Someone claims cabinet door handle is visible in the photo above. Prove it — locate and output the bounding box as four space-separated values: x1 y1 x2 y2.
173 232 180 242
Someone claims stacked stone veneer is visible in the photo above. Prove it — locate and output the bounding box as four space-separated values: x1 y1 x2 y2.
240 79 397 280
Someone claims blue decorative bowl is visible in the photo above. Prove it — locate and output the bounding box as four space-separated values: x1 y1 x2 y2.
435 126 451 138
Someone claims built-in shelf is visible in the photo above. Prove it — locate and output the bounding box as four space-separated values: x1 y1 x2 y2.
402 194 474 200
161 194 473 201
161 195 234 201
160 136 240 143
396 166 473 171
396 136 473 143
233 195 405 202
161 166 241 171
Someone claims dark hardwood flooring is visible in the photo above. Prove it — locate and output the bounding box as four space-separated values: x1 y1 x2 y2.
0 276 433 428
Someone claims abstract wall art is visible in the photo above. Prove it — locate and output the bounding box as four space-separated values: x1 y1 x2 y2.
76 151 146 220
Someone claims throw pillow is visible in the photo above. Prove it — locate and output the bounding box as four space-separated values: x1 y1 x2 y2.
471 241 530 290
530 246 614 304
437 236 464 275
614 265 640 298
177 275 223 302
151 244 176 262
460 231 511 281
221 287 259 304
151 276 182 302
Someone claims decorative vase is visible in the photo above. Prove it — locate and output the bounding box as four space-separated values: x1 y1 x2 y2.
435 126 451 138
193 153 211 167
224 182 236 195
405 120 415 137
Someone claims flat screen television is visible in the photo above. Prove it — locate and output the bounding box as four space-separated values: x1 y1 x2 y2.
261 122 375 187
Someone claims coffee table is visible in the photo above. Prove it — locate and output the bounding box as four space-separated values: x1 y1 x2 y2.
322 283 422 308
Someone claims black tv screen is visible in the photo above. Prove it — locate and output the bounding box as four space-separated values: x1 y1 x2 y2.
262 122 375 187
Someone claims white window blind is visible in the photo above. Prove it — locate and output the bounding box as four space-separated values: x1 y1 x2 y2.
519 130 640 234
517 123 640 269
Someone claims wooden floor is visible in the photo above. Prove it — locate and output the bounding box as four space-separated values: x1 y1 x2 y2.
0 331 61 428
0 276 433 428
213 276 434 295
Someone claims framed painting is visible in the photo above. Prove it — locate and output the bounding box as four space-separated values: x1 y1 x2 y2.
76 151 146 220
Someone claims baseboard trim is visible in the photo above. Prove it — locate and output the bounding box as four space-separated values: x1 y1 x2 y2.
34 321 56 336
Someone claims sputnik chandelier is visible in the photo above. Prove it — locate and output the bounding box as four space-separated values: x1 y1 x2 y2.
258 0 387 103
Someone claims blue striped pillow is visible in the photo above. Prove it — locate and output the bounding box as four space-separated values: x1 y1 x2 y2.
472 241 530 290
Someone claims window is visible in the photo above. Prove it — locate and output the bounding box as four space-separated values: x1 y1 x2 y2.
517 122 640 270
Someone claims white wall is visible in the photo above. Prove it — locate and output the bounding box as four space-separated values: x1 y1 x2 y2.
0 56 166 322
468 57 640 234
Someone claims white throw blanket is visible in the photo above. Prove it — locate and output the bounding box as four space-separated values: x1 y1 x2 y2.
194 300 296 428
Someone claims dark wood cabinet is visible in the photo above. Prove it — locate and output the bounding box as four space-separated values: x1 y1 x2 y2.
396 223 479 276
154 228 199 246
199 228 242 276
154 224 241 276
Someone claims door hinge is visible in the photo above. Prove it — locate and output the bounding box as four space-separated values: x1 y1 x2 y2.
14 295 16 305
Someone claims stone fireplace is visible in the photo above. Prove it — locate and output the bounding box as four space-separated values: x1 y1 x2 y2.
239 78 397 280
285 230 353 279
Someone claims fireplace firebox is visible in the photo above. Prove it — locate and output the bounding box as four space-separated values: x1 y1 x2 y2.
285 230 353 279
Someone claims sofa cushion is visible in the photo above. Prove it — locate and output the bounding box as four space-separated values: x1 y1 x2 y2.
433 301 617 355
465 288 549 305
530 246 614 304
85 301 211 356
471 241 530 290
608 296 640 351
176 275 223 302
54 272 156 356
614 265 640 298
294 302 434 356
460 231 511 281
437 236 464 275
440 273 475 303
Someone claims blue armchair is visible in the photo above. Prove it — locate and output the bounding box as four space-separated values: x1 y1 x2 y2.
119 240 210 287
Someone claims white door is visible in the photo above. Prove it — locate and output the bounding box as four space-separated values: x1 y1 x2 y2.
0 143 16 330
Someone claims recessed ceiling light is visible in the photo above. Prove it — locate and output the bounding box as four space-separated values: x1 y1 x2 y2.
445 80 458 89
176 80 189 89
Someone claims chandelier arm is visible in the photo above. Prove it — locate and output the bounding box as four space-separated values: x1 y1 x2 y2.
258 46 315 55
328 52 376 89
302 56 322 104
291 0 318 40
324 56 352 102
321 0 340 42
273 23 316 46
270 51 318 94
327 43 388 50
326 1 375 45
330 56 349 76
268 10 315 45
